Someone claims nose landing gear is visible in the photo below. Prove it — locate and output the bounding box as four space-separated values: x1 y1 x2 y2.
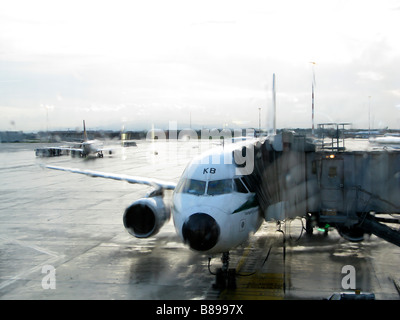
210 252 237 290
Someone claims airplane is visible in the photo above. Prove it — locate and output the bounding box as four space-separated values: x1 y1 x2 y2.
45 139 262 290
369 135 400 150
67 120 114 158
35 120 114 158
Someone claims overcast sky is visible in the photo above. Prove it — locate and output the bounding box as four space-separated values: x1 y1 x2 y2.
1 0 400 132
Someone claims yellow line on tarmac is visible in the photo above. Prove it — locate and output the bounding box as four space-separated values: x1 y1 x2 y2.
219 272 284 300
235 244 253 273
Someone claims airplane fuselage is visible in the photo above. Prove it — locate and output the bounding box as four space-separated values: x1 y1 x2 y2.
82 140 104 156
171 147 263 254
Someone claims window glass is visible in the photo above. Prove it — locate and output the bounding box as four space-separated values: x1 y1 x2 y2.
176 179 206 195
241 176 256 192
207 179 232 195
234 178 248 193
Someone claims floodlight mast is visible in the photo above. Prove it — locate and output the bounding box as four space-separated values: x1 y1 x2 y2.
272 73 276 135
310 62 316 136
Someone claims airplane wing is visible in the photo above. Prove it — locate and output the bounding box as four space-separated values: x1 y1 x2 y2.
35 146 81 157
36 146 77 151
38 145 84 152
68 148 84 152
45 165 177 190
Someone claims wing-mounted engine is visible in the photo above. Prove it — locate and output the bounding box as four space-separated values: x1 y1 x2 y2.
123 195 170 238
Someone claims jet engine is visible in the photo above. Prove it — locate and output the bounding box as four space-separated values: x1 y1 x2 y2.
123 196 170 238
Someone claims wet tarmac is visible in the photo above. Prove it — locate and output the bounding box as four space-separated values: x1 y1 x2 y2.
0 141 399 300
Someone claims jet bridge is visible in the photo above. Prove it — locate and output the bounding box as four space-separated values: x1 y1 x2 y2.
254 131 400 247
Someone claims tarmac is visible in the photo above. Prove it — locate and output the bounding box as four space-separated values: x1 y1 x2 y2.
0 140 399 300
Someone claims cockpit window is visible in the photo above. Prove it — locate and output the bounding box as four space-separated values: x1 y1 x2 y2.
176 177 251 196
234 178 249 193
176 179 206 195
241 176 256 192
207 179 233 196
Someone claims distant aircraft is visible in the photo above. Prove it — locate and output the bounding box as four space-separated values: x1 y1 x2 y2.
369 135 400 150
69 120 113 158
35 120 113 158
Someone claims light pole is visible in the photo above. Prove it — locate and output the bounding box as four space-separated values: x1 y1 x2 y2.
368 96 371 137
310 62 316 136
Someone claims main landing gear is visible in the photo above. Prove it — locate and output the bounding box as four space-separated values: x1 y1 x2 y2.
210 252 237 290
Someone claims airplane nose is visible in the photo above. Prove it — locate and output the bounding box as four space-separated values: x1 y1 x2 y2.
182 213 220 251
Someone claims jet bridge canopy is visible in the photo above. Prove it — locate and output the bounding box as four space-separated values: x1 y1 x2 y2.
255 131 400 247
